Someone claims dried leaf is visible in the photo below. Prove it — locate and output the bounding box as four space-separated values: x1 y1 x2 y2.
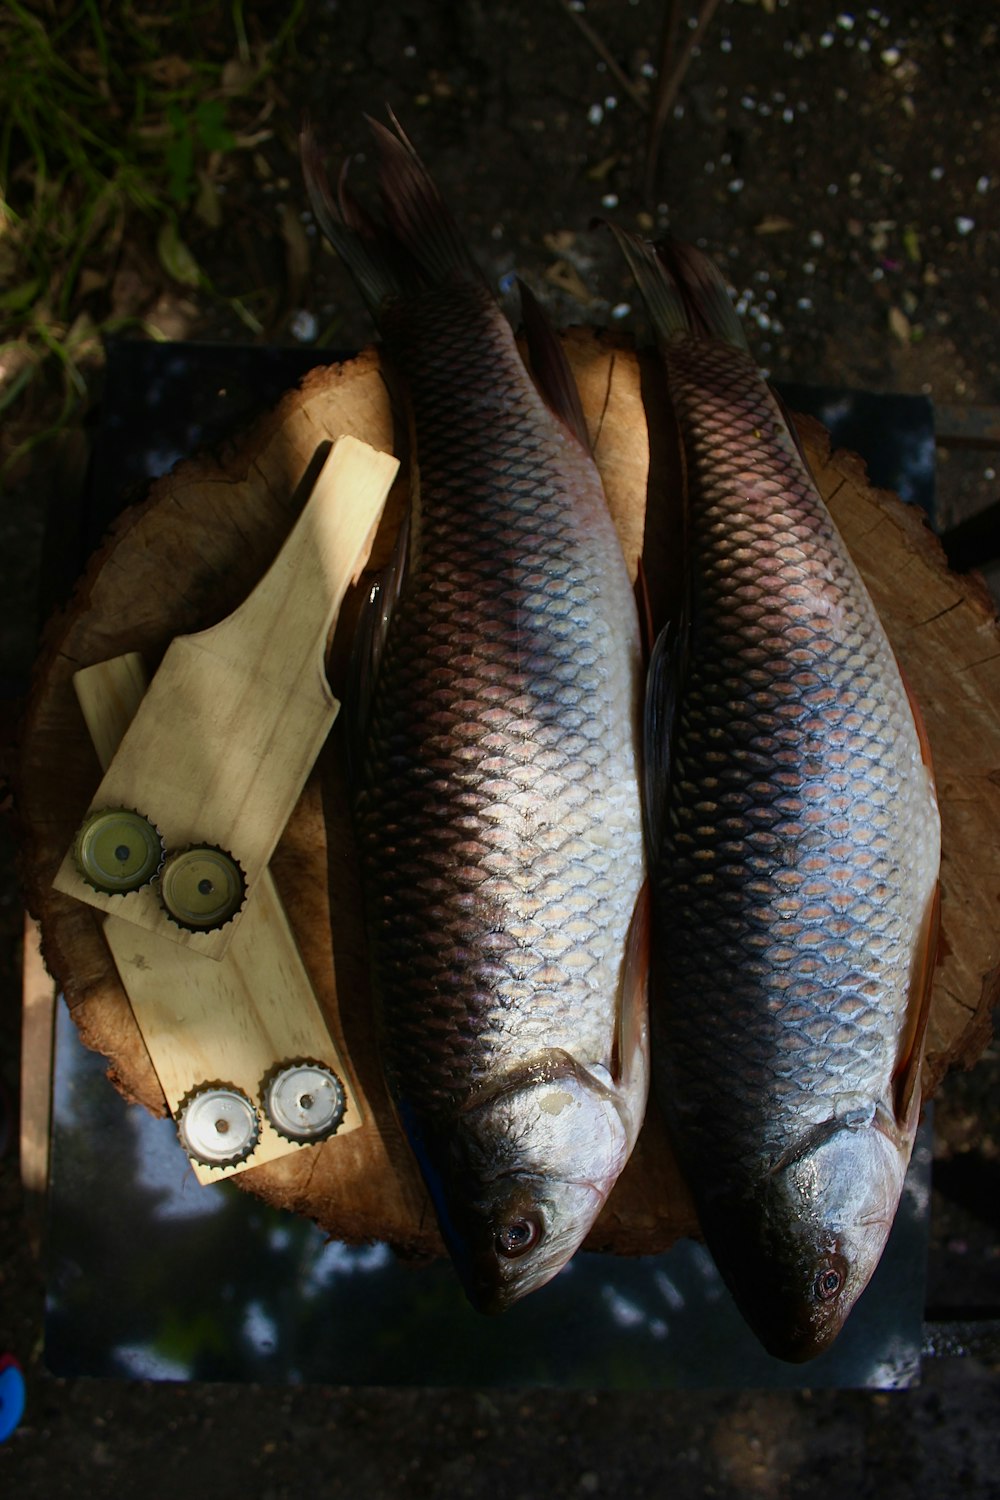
544 259 592 305
903 226 922 264
0 278 41 313
142 55 193 87
195 171 223 229
221 57 258 94
888 306 911 344
754 215 794 235
587 155 620 183
280 203 310 290
156 222 201 288
77 268 107 298
543 230 577 255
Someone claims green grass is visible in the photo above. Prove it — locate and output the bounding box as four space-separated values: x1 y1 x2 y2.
0 0 305 476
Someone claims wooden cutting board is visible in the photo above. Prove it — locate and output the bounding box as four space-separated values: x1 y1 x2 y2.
16 334 1000 1257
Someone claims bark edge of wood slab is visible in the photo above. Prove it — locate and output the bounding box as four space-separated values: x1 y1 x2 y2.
16 335 1000 1261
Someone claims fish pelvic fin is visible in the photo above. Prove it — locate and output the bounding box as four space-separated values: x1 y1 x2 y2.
517 277 592 451
611 880 651 1143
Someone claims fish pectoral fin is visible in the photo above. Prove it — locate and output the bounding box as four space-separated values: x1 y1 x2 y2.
611 881 650 1109
892 880 941 1130
517 278 592 451
346 503 411 776
643 614 689 860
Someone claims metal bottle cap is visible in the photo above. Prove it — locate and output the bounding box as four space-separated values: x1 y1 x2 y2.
73 808 164 894
160 846 245 930
263 1062 346 1143
177 1085 260 1166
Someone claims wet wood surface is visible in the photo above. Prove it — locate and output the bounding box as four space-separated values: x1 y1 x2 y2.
17 334 1000 1256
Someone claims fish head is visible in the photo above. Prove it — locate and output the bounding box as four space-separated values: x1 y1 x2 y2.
419 1060 634 1313
704 1112 911 1362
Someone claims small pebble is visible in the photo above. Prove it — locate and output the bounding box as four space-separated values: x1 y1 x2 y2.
976 175 991 194
955 216 975 235
728 178 745 194
930 165 945 181
289 309 317 343
611 302 631 319
819 31 835 48
881 46 901 66
601 193 619 209
587 103 604 126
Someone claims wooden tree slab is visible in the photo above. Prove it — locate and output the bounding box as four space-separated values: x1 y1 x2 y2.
16 333 1000 1258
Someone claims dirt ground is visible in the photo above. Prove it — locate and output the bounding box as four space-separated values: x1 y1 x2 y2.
2 0 999 1493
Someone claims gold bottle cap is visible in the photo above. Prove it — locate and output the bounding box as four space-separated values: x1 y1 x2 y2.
73 808 164 894
159 846 246 931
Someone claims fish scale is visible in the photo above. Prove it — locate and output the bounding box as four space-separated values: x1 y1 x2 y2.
356 281 644 1113
654 336 938 1178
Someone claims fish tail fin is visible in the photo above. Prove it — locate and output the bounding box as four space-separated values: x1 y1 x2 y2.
655 239 749 350
300 122 402 317
602 221 690 345
602 222 748 352
365 109 484 286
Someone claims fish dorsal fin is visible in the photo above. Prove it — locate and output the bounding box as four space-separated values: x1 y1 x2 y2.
610 881 650 1143
643 614 689 860
517 278 591 451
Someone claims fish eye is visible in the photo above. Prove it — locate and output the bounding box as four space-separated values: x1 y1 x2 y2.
494 1216 542 1259
814 1265 844 1302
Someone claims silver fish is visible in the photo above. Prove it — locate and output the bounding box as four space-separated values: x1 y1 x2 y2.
303 118 649 1310
612 230 940 1360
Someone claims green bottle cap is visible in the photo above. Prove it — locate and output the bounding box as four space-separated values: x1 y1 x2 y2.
73 808 164 894
159 846 245 930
